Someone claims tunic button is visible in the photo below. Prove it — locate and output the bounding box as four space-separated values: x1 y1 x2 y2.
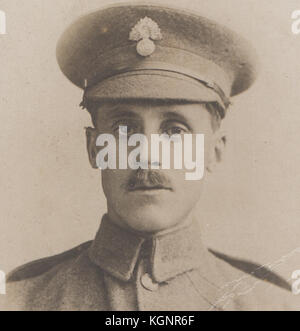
140 273 159 291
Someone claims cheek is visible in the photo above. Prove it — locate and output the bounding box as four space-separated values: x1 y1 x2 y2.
170 132 213 170
101 169 128 197
165 172 205 216
165 169 205 197
204 135 214 166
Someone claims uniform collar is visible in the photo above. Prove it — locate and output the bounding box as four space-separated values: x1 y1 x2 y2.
88 214 208 283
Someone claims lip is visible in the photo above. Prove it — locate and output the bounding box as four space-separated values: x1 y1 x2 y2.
128 185 172 192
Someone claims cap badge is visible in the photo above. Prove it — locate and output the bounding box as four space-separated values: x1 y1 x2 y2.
129 17 162 57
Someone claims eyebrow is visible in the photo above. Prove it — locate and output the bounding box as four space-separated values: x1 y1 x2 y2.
105 109 142 121
161 111 191 126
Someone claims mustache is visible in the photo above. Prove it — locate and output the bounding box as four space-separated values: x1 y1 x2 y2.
123 169 172 191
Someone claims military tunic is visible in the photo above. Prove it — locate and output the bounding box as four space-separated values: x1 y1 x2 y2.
1 215 298 311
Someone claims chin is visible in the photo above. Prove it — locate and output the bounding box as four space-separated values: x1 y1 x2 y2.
123 208 178 233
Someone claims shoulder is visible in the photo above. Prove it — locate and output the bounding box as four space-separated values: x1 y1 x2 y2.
208 248 291 292
6 241 92 283
1 241 104 311
206 248 299 311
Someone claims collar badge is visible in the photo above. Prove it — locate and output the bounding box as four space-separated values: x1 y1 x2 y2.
129 17 163 57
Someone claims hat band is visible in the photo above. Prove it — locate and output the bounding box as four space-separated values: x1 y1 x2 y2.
79 45 232 95
84 65 230 110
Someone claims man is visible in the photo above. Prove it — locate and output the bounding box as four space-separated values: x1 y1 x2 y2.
1 3 298 311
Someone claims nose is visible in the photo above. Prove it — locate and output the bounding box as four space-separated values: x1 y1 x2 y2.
138 138 161 169
138 124 161 169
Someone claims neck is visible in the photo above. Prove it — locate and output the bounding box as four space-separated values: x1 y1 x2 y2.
106 207 197 238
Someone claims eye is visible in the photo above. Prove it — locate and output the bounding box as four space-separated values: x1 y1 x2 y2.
112 123 139 137
163 123 190 136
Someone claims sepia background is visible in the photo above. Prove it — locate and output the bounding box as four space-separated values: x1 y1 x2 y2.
0 0 299 279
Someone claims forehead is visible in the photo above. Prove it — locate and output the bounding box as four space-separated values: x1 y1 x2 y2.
93 100 210 121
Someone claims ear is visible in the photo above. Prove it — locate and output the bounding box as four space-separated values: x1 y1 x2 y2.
206 129 227 173
85 127 99 169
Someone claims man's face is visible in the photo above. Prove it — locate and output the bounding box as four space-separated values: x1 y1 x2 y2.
87 100 224 233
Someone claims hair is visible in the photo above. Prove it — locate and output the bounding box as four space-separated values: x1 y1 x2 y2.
205 102 223 131
80 98 224 131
